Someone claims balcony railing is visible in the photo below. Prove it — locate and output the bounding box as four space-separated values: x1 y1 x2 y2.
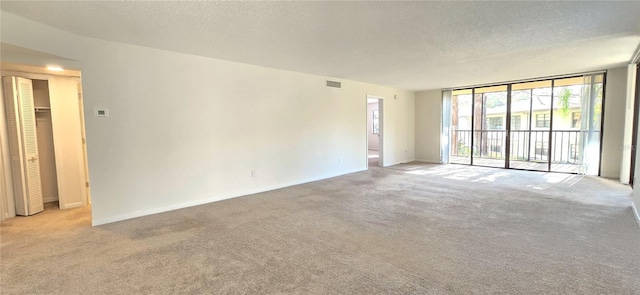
450 129 598 164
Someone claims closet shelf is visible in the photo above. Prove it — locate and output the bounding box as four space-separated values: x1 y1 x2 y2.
34 107 51 112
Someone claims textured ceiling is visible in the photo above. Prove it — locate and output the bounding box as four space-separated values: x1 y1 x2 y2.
1 1 639 90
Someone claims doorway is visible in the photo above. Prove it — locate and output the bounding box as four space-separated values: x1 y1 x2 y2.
367 96 383 168
0 64 91 219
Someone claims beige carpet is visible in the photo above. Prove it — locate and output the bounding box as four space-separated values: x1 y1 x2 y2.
1 163 639 294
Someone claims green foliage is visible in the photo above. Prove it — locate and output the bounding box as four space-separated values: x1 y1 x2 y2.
484 93 506 108
592 84 603 128
457 139 470 156
557 88 571 117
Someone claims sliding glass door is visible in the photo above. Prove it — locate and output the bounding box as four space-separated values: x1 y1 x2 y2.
508 80 552 171
473 86 508 168
550 75 604 174
446 73 605 175
450 89 473 165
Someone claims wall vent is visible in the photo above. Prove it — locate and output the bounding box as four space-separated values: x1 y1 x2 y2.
326 80 341 88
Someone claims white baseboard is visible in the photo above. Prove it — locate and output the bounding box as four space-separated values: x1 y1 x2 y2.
92 167 367 226
381 158 436 168
632 202 640 229
414 158 442 164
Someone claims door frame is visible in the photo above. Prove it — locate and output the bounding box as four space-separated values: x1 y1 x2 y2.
0 130 6 221
366 95 384 168
630 63 640 186
77 82 91 203
0 70 91 213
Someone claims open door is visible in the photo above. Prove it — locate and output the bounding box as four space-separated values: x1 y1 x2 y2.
77 82 91 203
2 76 44 216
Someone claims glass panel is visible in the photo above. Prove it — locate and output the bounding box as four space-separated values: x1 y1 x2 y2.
448 73 604 174
550 74 604 174
584 74 604 175
509 80 552 171
450 89 472 164
473 85 507 168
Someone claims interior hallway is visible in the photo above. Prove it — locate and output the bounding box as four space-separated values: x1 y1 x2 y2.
1 163 639 294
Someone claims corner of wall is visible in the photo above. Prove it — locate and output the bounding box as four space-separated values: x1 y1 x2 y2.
601 67 628 180
632 200 640 229
415 90 442 163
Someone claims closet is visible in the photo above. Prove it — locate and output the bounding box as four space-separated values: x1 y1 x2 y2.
33 80 59 204
2 74 88 216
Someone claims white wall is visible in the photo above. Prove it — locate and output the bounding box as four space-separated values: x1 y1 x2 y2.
629 62 640 227
600 67 628 179
1 11 416 225
633 64 640 226
367 102 379 150
415 90 442 163
635 152 640 227
620 64 637 184
82 40 414 225
0 140 5 221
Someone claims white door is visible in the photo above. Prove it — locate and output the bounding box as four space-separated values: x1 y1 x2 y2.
2 76 44 215
77 82 90 204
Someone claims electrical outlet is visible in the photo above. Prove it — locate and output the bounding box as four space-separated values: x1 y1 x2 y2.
251 170 256 178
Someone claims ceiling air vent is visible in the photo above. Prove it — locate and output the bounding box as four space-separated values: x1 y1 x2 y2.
326 80 341 88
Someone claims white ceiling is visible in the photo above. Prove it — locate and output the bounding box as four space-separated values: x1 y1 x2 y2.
1 1 639 91
1 61 81 77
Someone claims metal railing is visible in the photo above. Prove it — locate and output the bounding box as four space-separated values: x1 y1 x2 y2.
450 130 598 164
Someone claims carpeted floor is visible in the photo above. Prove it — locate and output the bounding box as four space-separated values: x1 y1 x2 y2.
1 163 639 294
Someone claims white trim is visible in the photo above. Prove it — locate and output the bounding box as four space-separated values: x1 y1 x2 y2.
43 197 58 203
60 201 83 209
1 71 53 81
443 70 607 91
92 168 367 226
632 202 640 229
0 134 4 221
631 43 640 64
414 158 442 164
1 70 80 79
382 160 424 167
366 95 384 168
